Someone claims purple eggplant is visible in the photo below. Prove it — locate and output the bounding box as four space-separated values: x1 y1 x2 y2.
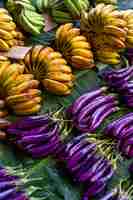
67 143 96 169
72 87 107 115
99 189 118 200
16 114 50 129
90 106 119 132
82 182 106 199
78 95 117 123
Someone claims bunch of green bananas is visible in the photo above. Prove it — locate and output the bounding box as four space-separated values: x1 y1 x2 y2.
0 8 24 51
6 0 44 35
56 23 94 69
35 0 64 12
64 0 90 19
24 46 75 95
0 57 42 115
121 10 133 48
35 0 73 24
96 0 117 5
81 3 127 64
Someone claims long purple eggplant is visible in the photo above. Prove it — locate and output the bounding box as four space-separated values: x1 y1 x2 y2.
99 189 118 200
72 87 107 115
90 106 119 132
78 95 117 122
82 182 106 199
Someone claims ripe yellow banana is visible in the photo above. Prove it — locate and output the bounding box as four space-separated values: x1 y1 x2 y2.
0 39 9 51
42 79 71 95
70 36 87 43
12 97 41 110
71 49 93 59
47 64 72 73
46 72 73 82
0 29 14 40
71 41 91 49
103 25 127 37
71 56 95 68
14 104 41 115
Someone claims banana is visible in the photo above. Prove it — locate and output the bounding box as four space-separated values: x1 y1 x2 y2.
49 58 67 66
71 56 95 68
52 10 73 24
71 49 93 59
0 14 13 22
0 28 14 40
8 80 39 95
36 0 44 12
70 36 87 43
46 72 73 82
12 97 41 110
64 0 80 18
6 94 30 105
0 22 16 31
56 23 73 49
103 25 127 37
14 104 41 115
47 64 72 73
71 41 91 49
42 79 70 95
98 57 120 64
20 10 41 35
0 39 9 51
30 45 43 68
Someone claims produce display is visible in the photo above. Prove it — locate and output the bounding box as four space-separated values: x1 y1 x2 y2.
24 46 75 95
0 0 133 200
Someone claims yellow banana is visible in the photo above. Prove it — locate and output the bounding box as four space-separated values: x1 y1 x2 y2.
0 39 9 51
8 80 39 95
42 79 71 95
6 94 30 105
46 72 73 82
71 56 95 68
71 41 91 49
14 104 41 115
0 29 14 40
47 64 72 73
70 36 87 43
71 49 93 59
12 97 41 110
49 58 67 66
103 25 127 37
0 21 16 31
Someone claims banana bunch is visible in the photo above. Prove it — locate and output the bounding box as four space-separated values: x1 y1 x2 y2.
6 0 44 35
0 57 41 115
64 0 90 19
81 4 127 64
24 45 75 95
0 8 24 51
35 0 64 12
96 0 117 5
35 0 73 24
56 23 94 69
121 10 133 48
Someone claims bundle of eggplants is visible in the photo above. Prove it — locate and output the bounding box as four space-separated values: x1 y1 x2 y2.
101 66 133 107
67 87 119 132
7 115 64 159
65 134 114 199
105 112 133 158
0 166 29 200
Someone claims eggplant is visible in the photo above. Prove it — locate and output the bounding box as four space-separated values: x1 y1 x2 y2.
17 114 50 129
82 182 106 199
99 189 118 200
90 106 119 132
68 143 96 169
66 134 86 153
77 158 105 182
71 151 96 173
21 124 59 144
78 95 117 123
72 87 107 115
0 188 15 199
89 103 118 131
67 140 89 157
98 165 114 183
0 181 15 190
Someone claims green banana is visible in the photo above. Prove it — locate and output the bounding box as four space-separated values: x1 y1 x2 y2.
64 0 80 18
20 9 41 35
52 10 73 23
